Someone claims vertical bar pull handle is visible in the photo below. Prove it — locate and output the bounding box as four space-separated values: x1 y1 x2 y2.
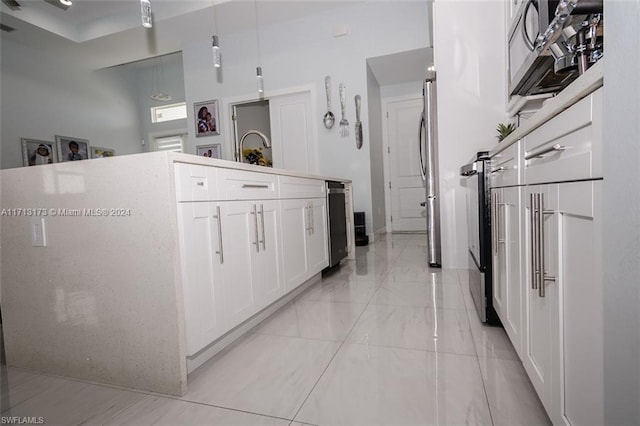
491 192 498 254
259 204 266 250
538 194 545 297
529 193 538 290
310 203 315 235
251 204 259 253
213 205 224 264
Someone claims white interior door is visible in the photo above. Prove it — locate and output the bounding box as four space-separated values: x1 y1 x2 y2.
386 97 427 232
269 91 317 174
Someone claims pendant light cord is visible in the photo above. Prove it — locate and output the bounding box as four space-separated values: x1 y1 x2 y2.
254 0 262 65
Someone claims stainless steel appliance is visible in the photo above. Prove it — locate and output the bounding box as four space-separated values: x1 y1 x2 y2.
460 152 500 325
325 181 348 269
418 72 442 268
508 0 603 96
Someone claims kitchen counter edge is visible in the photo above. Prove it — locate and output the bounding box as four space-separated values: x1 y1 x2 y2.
169 152 352 184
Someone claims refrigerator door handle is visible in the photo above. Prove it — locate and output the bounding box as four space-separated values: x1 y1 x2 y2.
418 112 427 183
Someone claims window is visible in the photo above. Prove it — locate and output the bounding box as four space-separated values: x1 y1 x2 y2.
154 134 184 153
151 102 187 123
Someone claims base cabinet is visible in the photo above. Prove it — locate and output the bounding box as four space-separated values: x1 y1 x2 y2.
280 197 329 293
491 186 524 357
523 181 603 425
177 202 227 356
221 201 283 328
176 167 335 359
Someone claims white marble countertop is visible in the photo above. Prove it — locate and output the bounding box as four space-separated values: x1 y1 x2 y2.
490 60 604 158
169 152 352 184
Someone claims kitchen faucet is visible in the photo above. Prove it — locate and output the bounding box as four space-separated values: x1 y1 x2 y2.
238 130 271 163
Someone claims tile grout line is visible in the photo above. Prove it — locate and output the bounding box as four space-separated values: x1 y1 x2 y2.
460 270 497 426
288 240 392 423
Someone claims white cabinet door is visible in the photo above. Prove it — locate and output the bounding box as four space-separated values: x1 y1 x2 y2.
553 180 603 426
177 202 227 356
280 199 310 293
523 184 558 415
307 197 329 275
269 91 317 174
502 186 523 357
491 188 506 321
251 200 283 310
220 201 258 328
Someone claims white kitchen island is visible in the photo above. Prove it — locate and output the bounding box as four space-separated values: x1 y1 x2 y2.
0 152 353 396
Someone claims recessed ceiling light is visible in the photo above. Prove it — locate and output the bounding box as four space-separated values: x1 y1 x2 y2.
59 0 72 5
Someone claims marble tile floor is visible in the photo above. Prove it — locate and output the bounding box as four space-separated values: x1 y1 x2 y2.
0 234 550 425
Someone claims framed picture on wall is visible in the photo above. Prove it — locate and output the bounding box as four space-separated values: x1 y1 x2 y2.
56 136 90 162
91 146 116 158
196 143 221 159
21 138 57 166
194 100 220 137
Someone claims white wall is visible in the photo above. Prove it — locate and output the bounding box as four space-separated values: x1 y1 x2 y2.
603 0 640 423
433 0 507 268
366 65 385 234
133 53 188 152
0 38 143 169
181 1 431 236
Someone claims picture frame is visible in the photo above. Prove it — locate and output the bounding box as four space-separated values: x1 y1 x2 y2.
56 135 90 162
91 146 116 158
196 143 222 159
194 100 220 137
21 138 57 167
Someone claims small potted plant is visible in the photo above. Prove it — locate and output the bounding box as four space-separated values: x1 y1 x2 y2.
496 122 516 142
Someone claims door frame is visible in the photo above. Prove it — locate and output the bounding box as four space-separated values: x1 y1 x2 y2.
222 84 319 166
381 93 424 234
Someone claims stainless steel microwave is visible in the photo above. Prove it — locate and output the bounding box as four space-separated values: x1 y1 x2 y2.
508 0 602 97
508 0 572 96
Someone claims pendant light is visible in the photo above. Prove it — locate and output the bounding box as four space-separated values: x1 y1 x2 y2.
254 0 264 97
150 56 172 102
211 6 221 68
140 0 152 29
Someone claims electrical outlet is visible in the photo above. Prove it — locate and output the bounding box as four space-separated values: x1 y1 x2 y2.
31 217 46 247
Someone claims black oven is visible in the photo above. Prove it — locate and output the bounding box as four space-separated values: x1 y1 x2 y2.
461 152 500 325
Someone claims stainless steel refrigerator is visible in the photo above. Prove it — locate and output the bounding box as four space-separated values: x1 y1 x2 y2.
419 72 442 268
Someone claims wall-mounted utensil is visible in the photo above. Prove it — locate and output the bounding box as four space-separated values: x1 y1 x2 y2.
339 83 349 137
354 94 363 149
323 76 335 129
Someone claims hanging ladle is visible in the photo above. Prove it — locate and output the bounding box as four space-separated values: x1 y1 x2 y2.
323 75 335 129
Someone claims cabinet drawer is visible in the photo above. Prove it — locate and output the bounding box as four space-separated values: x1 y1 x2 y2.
175 163 218 202
524 88 602 185
220 169 279 200
490 140 521 187
278 176 326 199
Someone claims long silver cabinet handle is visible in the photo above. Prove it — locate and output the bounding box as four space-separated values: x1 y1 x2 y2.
530 193 538 291
537 193 544 297
305 205 311 232
524 143 565 161
491 192 498 254
259 204 266 250
213 205 224 264
242 184 270 189
310 203 315 235
251 204 259 253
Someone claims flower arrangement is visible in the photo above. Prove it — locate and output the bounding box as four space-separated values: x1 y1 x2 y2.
242 147 272 167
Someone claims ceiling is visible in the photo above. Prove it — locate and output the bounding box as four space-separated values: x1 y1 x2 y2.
367 47 433 86
0 0 365 69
